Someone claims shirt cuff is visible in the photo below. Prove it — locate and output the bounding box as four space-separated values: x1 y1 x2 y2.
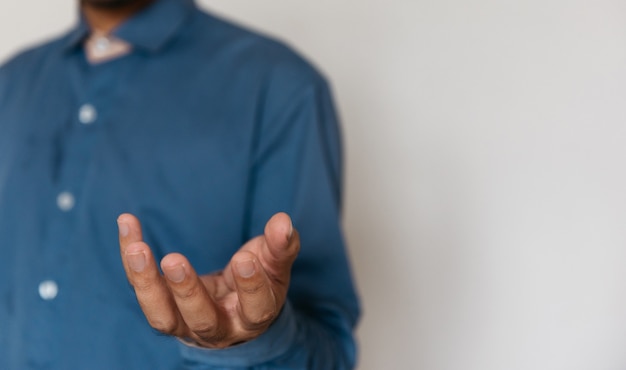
178 301 298 367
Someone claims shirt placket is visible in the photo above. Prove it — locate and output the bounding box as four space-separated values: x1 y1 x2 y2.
26 52 124 368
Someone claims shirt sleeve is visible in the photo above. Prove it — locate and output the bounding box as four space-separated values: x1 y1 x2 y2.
177 59 361 369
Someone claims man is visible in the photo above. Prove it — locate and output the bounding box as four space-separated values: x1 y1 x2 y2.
0 0 360 368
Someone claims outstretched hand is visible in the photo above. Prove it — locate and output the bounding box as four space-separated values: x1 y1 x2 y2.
117 212 300 348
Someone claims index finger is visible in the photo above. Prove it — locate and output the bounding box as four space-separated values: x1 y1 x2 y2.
117 213 186 337
117 213 144 252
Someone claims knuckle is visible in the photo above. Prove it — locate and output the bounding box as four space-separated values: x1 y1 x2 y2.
247 309 275 326
148 317 178 334
132 277 154 293
193 325 226 344
192 322 218 335
172 282 201 300
239 280 265 295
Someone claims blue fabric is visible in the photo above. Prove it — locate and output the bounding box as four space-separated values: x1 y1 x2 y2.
0 0 360 368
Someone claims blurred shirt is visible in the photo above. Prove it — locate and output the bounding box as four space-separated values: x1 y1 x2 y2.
0 0 360 368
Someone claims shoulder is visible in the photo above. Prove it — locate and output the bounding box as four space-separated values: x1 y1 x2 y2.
192 9 329 92
0 32 70 90
1 31 70 72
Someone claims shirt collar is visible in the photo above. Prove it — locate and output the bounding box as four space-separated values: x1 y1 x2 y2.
63 0 195 53
64 15 90 51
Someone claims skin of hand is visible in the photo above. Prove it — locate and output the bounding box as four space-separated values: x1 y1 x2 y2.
117 212 300 348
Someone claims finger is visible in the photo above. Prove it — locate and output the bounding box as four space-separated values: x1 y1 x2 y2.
121 240 183 336
259 213 300 285
161 253 227 345
117 213 145 257
231 250 277 330
224 235 263 291
118 213 144 278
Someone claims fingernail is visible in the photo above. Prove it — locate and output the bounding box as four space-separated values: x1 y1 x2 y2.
127 252 146 272
118 220 129 237
166 265 186 283
288 220 293 239
236 259 256 278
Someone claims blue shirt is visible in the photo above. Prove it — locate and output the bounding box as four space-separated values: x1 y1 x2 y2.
0 0 360 368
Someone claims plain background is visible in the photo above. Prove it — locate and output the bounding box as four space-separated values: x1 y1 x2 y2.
2 1 626 369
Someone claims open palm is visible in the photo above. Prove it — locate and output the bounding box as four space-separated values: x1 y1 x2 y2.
117 212 300 348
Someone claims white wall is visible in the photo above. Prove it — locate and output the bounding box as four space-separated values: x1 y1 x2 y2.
2 1 626 369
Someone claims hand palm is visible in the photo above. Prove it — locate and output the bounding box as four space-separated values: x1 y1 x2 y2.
118 213 299 348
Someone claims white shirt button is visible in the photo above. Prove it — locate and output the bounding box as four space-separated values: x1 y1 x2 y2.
79 104 97 125
94 36 111 53
57 191 75 211
39 280 59 301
